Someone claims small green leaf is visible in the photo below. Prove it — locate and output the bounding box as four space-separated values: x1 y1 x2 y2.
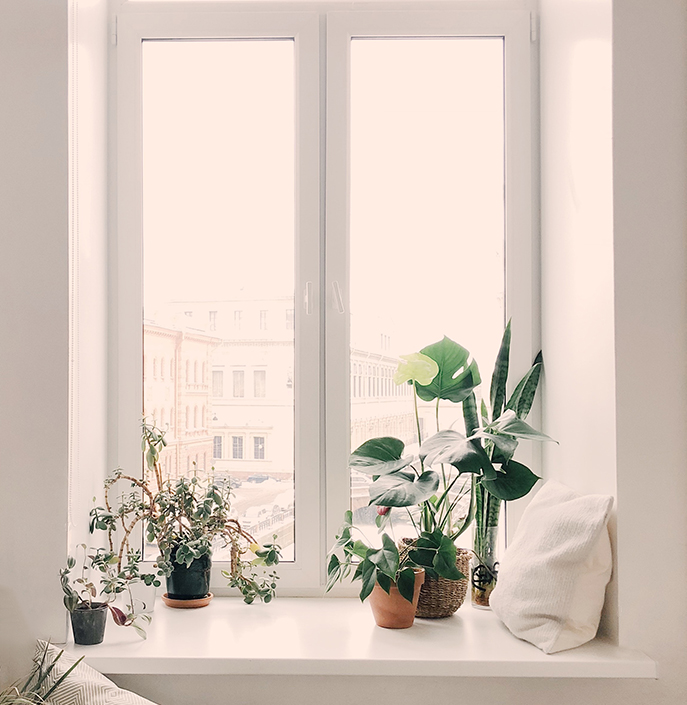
359 559 377 602
367 534 399 579
481 459 540 501
376 572 392 595
433 536 465 581
486 410 556 443
506 353 543 419
396 567 417 603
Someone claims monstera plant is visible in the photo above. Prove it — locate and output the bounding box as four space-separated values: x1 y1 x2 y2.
344 326 554 610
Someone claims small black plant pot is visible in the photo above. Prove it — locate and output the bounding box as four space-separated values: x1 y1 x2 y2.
166 553 211 600
70 603 108 645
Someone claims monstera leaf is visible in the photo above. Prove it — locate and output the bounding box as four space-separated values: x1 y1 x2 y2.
485 410 556 443
349 437 414 475
369 470 440 507
414 337 481 404
420 430 497 478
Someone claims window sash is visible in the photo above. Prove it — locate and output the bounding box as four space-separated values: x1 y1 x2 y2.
115 10 322 590
325 9 535 551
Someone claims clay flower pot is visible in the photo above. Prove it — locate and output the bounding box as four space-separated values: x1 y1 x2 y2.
368 569 425 629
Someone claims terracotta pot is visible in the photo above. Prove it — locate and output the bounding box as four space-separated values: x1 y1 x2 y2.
367 569 425 629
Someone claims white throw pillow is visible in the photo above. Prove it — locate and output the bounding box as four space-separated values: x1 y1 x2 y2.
34 641 158 705
489 480 613 653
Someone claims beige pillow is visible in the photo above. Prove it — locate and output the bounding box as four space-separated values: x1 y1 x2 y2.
34 641 158 705
489 480 613 653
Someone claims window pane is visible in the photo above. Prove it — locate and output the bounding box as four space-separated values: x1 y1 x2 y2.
254 370 266 398
349 38 505 543
142 39 296 561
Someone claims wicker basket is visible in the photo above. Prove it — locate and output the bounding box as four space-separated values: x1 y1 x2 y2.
399 539 470 618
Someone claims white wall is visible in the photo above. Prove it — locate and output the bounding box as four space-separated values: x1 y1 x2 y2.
1 0 686 702
0 0 70 685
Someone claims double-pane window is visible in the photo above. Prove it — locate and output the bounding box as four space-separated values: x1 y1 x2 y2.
121 6 533 592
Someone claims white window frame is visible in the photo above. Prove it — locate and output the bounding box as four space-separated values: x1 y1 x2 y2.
114 9 322 591
113 3 535 595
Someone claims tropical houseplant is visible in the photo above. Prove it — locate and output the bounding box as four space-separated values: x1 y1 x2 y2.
90 421 281 607
326 510 464 627
343 327 553 612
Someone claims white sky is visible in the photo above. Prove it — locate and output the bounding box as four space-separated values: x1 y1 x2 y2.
143 37 505 370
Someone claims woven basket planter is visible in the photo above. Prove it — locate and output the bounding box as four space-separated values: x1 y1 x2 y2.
399 538 471 618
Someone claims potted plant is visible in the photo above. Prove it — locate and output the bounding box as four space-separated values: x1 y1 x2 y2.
343 329 554 614
326 511 436 628
90 421 281 608
344 336 480 617
60 545 152 644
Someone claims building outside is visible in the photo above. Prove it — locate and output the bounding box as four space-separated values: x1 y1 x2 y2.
143 295 444 559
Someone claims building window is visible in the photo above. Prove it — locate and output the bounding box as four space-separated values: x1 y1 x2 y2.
259 310 268 330
232 370 244 398
254 370 266 398
209 310 217 331
232 436 244 460
212 370 224 398
213 436 222 458
254 436 265 460
285 308 294 330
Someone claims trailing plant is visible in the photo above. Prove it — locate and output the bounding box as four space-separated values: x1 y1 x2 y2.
60 545 152 639
89 420 281 605
221 534 282 604
326 511 464 602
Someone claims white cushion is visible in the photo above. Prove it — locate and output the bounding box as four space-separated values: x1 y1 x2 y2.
489 480 613 653
34 641 158 705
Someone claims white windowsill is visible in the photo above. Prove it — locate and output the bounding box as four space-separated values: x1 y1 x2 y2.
63 597 656 679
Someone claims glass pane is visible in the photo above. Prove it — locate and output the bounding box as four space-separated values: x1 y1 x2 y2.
349 38 505 546
142 39 296 561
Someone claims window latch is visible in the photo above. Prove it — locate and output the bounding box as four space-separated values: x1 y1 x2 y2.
304 281 313 315
332 281 345 314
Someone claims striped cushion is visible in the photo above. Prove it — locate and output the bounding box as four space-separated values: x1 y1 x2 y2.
34 641 158 705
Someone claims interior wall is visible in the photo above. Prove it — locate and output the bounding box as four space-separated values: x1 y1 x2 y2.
0 0 70 686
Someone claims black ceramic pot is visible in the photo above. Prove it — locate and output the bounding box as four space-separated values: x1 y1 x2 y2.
70 602 108 645
166 552 211 600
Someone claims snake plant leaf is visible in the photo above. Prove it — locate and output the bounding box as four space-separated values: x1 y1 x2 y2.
415 337 481 403
396 567 417 603
462 391 481 436
369 469 440 507
349 437 413 475
367 534 400 580
506 352 543 419
393 352 439 386
420 430 497 478
486 409 556 443
433 535 466 581
490 320 511 421
480 459 540 501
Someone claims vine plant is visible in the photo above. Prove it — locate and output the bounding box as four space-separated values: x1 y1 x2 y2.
90 421 281 605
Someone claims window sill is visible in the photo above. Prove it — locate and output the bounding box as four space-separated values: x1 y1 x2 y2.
63 597 656 679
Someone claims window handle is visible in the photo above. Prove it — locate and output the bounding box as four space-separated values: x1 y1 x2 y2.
304 281 313 315
332 281 345 314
